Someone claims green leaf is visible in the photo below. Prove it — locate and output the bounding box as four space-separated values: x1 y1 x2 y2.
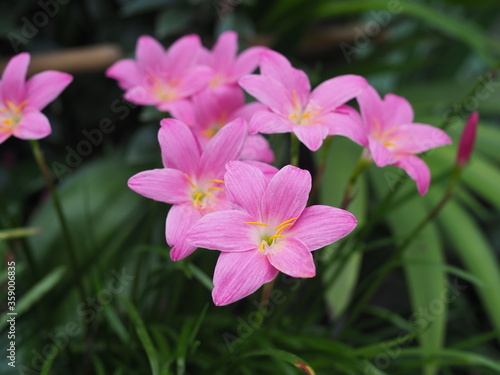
319 137 367 318
241 349 316 375
156 8 194 39
316 0 499 66
0 266 66 332
434 197 500 344
120 296 160 375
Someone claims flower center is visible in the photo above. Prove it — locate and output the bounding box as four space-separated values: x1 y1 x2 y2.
288 90 321 126
184 174 225 210
149 74 179 102
209 73 226 88
372 117 403 151
245 217 298 253
201 112 227 139
0 100 27 133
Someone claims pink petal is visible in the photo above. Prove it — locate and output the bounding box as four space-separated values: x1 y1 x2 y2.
212 250 278 306
261 165 311 224
136 35 165 70
186 210 256 252
238 75 291 115
240 134 275 163
358 84 385 133
198 118 247 178
193 85 244 128
249 110 293 134
128 168 191 204
260 50 311 106
2 52 30 104
392 123 452 154
242 161 279 182
310 74 367 111
26 71 73 111
124 86 158 106
0 131 12 144
175 66 212 98
289 205 357 251
166 204 203 261
293 124 329 151
324 110 368 146
12 111 51 140
233 46 268 78
158 119 201 174
106 59 142 90
224 161 267 217
394 154 431 195
167 99 197 127
232 101 267 123
267 237 315 278
383 94 414 128
164 34 202 77
368 137 396 167
211 31 238 75
457 112 479 167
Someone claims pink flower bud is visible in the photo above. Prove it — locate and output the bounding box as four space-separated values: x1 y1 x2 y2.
456 112 479 167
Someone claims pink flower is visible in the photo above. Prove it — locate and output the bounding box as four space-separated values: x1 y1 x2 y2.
171 85 273 162
128 118 275 261
0 53 73 144
200 31 267 90
106 35 211 113
456 112 479 167
331 85 452 195
238 50 367 151
187 162 357 306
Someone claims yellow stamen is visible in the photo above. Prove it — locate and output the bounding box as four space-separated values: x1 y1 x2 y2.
205 192 216 199
2 118 14 126
208 179 224 183
275 223 295 236
268 234 285 241
184 174 196 189
274 217 298 231
244 222 269 226
208 187 224 191
259 241 266 252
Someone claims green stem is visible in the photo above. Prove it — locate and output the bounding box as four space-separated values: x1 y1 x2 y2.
340 152 371 209
309 136 333 203
290 133 300 166
30 140 86 302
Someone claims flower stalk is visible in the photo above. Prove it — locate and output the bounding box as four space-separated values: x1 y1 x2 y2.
30 140 86 302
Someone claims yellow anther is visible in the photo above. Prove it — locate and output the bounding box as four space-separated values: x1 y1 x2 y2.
205 192 216 199
274 217 298 231
244 222 268 226
208 187 224 191
275 223 295 236
259 241 266 252
2 118 14 126
208 179 224 183
268 234 285 241
184 174 196 189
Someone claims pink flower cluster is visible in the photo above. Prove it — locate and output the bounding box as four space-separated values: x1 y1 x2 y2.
111 32 452 305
